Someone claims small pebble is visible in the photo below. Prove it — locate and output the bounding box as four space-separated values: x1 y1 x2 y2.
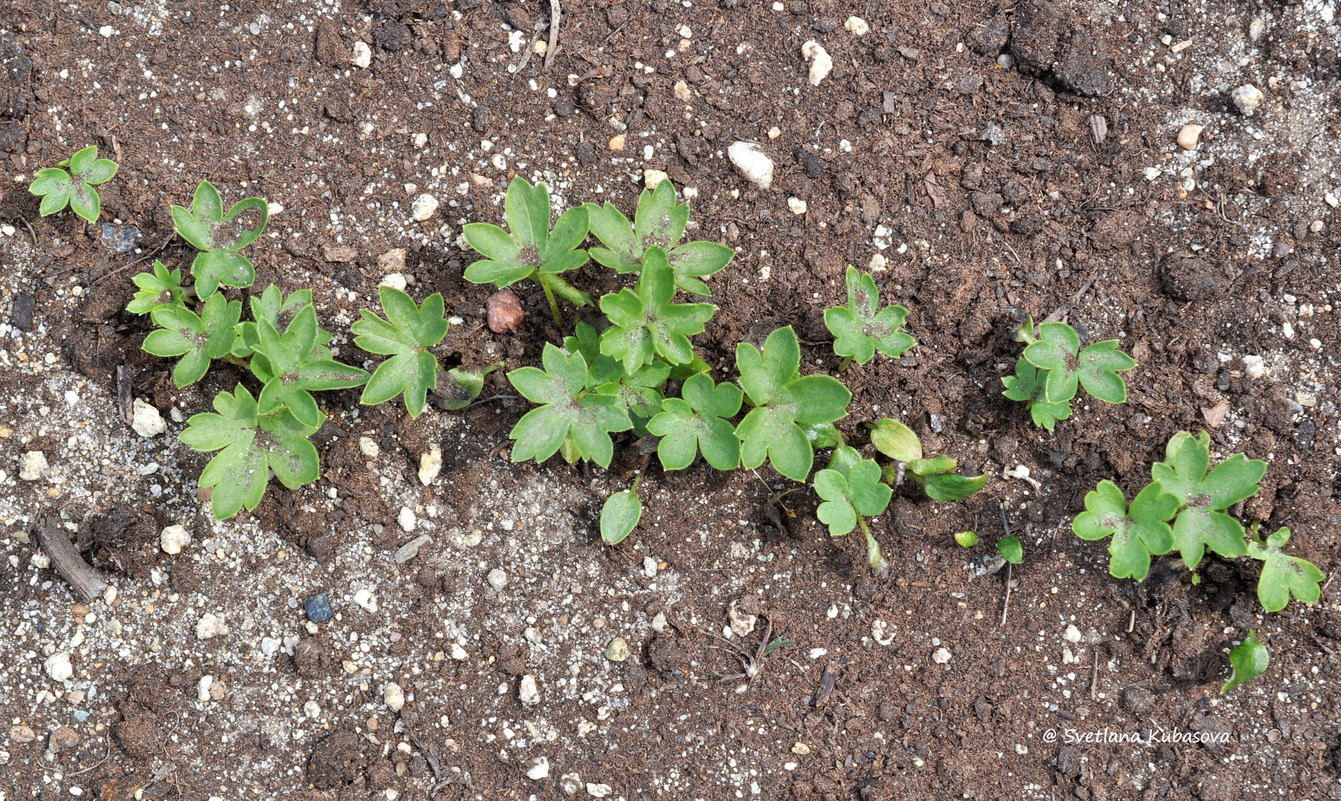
130 400 166 438
304 592 334 623
1064 625 1082 643
518 674 541 705
196 613 228 640
1232 84 1264 116
353 41 372 68
9 725 36 744
353 588 378 612
642 556 658 578
1242 355 1265 379
379 272 408 291
605 637 630 662
160 525 190 555
527 757 551 780
418 446 442 486
44 652 73 682
587 783 613 798
393 534 433 564
487 568 508 591
727 142 774 189
411 193 439 222
844 16 869 35
787 197 807 215
643 169 669 189
932 647 952 664
358 436 380 458
19 450 48 481
397 506 417 532
384 682 405 712
1177 123 1204 151
801 40 833 85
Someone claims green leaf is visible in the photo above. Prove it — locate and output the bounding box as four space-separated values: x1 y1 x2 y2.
181 385 322 520
997 535 1023 564
172 180 268 262
823 267 916 365
252 306 368 427
920 472 988 501
352 287 449 417
635 179 689 250
1021 322 1134 405
431 362 503 411
1077 340 1136 403
1072 481 1178 581
667 241 734 296
1002 359 1073 431
144 293 242 387
735 326 851 482
67 146 99 175
955 531 979 548
600 484 643 546
30 168 74 216
1221 630 1269 694
1150 431 1266 569
585 201 642 274
191 248 255 299
504 176 551 249
506 344 632 466
814 446 892 537
646 373 743 470
598 246 715 373
68 184 101 223
595 360 669 435
127 260 186 316
1248 527 1325 613
869 418 922 462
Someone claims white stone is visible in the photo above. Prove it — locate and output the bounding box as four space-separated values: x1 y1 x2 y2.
1064 625 1082 643
518 674 541 705
642 556 658 578
19 450 47 481
727 142 774 189
1232 84 1264 116
1176 124 1204 151
487 568 508 591
1242 355 1266 379
353 588 378 612
450 643 468 660
673 80 692 102
844 16 870 36
418 446 442 485
527 757 551 780
197 675 214 703
384 682 405 711
44 652 73 682
353 41 372 68
871 619 895 646
643 168 669 189
397 506 417 532
411 193 439 221
586 784 612 798
358 436 380 458
304 700 322 719
132 399 166 437
787 197 807 215
195 613 228 640
379 273 408 291
801 41 832 85
160 525 190 555
932 647 952 664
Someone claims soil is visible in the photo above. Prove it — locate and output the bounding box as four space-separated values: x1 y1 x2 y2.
1 0 1339 799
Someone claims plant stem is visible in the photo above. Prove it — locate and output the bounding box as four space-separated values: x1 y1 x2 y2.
537 276 565 330
838 355 853 372
857 515 882 569
630 473 643 493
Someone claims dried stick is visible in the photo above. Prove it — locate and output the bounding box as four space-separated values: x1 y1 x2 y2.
34 520 109 602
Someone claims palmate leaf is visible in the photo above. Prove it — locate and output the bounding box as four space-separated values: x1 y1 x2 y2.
585 180 735 296
250 305 368 427
595 360 669 435
506 343 632 467
1221 630 1269 694
1248 527 1325 613
814 445 891 568
1023 322 1135 404
352 287 449 417
143 293 242 387
29 146 118 222
1001 359 1073 431
1150 431 1266 569
238 285 334 365
646 373 743 471
735 326 852 482
179 385 322 520
823 266 915 365
171 180 269 298
598 247 714 373
1072 481 1178 581
127 260 186 316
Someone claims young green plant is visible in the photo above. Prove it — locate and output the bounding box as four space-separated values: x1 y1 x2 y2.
814 445 893 570
171 180 269 298
352 287 451 417
1006 317 1135 427
824 266 915 370
869 419 986 501
28 146 119 222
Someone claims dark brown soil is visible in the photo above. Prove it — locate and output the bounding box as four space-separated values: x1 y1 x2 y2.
1 0 1339 799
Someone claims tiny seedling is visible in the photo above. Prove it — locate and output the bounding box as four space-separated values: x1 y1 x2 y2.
171 180 269 298
1221 630 1269 694
997 535 1024 565
598 246 715 373
1016 318 1135 405
646 373 743 471
126 261 186 316
600 475 643 546
142 293 242 387
585 179 735 296
463 177 592 326
237 285 333 370
823 266 915 369
734 326 852 482
1150 430 1266 570
869 419 986 501
352 287 450 417
1247 525 1325 613
1072 481 1177 581
814 445 893 569
179 385 321 519
1001 359 1073 431
955 531 980 548
506 343 632 467
28 146 119 222
432 362 504 411
250 305 369 428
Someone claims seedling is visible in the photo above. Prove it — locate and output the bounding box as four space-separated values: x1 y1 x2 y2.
1247 525 1325 613
1221 630 1269 694
997 535 1023 565
1150 430 1266 569
598 246 715 373
237 286 334 370
1001 359 1072 431
1072 481 1177 581
179 385 321 519
506 343 632 467
142 293 242 387
171 180 269 298
869 419 986 501
463 177 591 326
600 475 643 546
28 146 118 222
955 531 980 548
1016 318 1135 405
352 287 450 417
823 266 915 369
432 362 504 411
560 321 666 434
585 179 735 296
734 326 852 482
251 305 369 428
814 445 892 569
646 373 743 471
126 261 186 316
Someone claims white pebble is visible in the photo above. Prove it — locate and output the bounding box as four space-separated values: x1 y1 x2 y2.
844 16 870 36
1064 625 1082 643
1232 84 1264 116
487 568 508 591
358 436 380 458
586 783 612 798
411 193 439 222
195 613 228 640
1242 355 1265 378
727 141 774 189
518 674 541 705
1176 124 1204 151
397 506 417 532
384 681 405 712
353 41 372 69
19 450 48 481
787 197 808 215
160 525 191 555
932 647 952 664
197 675 214 703
527 757 551 780
642 556 658 578
304 700 322 719
418 446 442 485
353 588 378 612
643 168 669 189
801 41 833 86
44 652 73 682
131 399 167 437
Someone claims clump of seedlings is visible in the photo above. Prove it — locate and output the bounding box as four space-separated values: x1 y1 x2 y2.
1072 430 1324 690
1004 317 1135 430
28 146 119 222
